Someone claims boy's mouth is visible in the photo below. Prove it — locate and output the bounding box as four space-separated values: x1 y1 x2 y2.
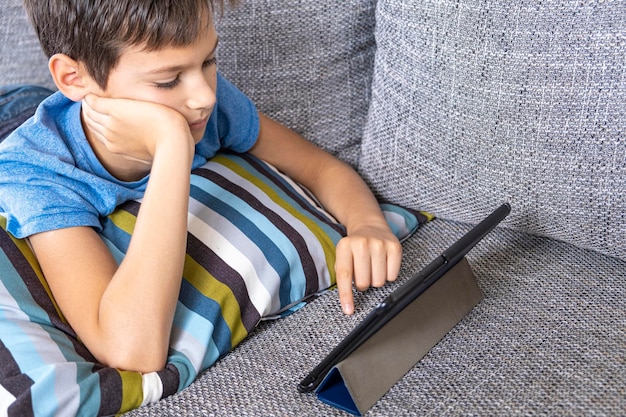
189 117 209 132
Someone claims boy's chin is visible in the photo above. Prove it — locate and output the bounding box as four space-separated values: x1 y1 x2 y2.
191 130 205 144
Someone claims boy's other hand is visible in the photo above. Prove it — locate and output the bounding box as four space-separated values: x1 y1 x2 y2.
334 224 402 315
82 94 192 164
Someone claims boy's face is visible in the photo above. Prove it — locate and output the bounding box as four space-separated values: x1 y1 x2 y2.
91 19 219 144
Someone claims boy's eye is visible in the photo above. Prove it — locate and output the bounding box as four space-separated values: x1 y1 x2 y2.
154 58 216 90
203 57 218 68
155 76 181 90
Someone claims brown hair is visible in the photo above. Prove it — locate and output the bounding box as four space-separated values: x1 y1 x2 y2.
23 0 234 89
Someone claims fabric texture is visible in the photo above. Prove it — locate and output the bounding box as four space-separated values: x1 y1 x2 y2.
123 219 626 417
214 0 378 166
0 74 259 239
2 0 625 415
0 152 424 416
358 0 626 260
0 85 53 140
0 1 55 90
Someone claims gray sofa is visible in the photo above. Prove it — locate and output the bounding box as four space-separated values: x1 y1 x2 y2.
1 0 624 416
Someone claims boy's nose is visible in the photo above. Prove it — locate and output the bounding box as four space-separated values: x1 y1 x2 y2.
187 77 216 110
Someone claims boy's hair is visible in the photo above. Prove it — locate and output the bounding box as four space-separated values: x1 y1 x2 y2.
23 0 232 90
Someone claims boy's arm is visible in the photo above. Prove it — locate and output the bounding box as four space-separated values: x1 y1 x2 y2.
248 113 402 315
29 97 195 373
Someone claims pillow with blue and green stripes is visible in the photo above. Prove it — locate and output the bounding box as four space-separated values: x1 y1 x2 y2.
0 151 429 417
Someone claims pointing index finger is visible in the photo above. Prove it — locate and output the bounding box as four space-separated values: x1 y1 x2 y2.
335 243 355 315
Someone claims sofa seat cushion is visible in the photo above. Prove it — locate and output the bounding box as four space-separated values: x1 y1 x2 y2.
124 219 626 416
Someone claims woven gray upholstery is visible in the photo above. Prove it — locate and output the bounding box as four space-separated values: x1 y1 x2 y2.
215 0 377 166
124 219 626 416
0 1 55 89
1 0 624 415
359 0 626 260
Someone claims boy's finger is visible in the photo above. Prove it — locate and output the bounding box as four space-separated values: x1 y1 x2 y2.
81 100 105 127
367 241 388 288
386 241 403 282
83 94 112 116
335 241 355 315
337 275 354 315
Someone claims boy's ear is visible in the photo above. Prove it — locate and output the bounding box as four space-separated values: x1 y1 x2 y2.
48 54 98 102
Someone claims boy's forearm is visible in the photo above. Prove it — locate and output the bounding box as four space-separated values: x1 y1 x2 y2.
311 158 388 232
251 113 387 230
96 134 194 371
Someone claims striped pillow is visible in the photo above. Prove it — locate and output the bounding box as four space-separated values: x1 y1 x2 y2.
0 152 426 416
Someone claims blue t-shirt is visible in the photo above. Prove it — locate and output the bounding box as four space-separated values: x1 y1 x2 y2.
0 73 260 238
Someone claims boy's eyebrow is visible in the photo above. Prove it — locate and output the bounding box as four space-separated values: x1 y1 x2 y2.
146 37 219 75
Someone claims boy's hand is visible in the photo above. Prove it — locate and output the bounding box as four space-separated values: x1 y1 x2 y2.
82 94 192 164
334 223 402 315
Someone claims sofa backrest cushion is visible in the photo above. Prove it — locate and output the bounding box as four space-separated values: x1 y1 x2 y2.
359 0 626 260
0 0 377 167
0 0 55 89
215 0 377 166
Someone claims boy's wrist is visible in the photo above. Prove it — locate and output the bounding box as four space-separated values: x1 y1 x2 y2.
344 210 391 236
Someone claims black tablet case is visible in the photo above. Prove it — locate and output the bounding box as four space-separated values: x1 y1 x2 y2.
314 256 483 415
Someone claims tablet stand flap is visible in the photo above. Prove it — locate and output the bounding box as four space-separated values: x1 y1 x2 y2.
315 257 483 416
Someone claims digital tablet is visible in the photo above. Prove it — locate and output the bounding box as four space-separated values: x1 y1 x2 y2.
298 203 511 393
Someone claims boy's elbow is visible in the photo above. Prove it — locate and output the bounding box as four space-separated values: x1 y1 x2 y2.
96 342 168 373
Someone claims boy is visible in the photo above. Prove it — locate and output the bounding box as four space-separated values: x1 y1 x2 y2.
0 0 401 373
